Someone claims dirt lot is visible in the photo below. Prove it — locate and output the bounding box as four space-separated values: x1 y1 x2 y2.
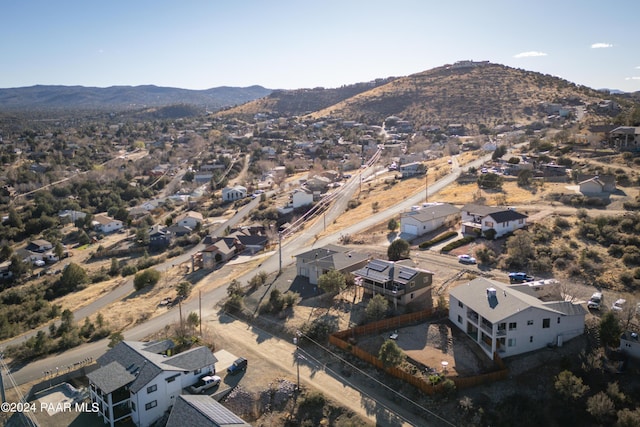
357 320 496 378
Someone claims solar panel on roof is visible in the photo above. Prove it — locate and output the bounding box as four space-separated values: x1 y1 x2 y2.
398 269 415 280
367 259 389 272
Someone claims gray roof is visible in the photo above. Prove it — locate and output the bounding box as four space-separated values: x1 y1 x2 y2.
86 361 136 394
296 244 370 272
166 395 251 427
90 340 217 394
401 203 460 222
162 346 218 371
449 278 586 323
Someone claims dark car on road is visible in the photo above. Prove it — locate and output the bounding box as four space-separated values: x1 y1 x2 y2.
227 357 247 375
509 272 534 283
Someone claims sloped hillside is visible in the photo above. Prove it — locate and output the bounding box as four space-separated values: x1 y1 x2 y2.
309 63 617 128
216 78 396 119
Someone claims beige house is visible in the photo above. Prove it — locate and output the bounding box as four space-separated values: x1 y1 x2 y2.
400 203 460 237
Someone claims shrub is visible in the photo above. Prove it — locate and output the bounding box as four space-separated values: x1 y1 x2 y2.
133 269 161 291
419 231 458 249
224 294 243 313
440 236 475 252
121 264 138 277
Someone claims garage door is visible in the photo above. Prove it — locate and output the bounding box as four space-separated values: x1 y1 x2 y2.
402 224 418 236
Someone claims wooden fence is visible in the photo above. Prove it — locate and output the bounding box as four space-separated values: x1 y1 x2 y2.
329 310 509 394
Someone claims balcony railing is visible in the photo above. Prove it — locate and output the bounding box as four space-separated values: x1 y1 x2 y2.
480 322 493 335
361 282 405 297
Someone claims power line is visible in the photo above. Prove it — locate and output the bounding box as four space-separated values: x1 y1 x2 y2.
298 331 457 427
0 355 39 427
223 312 456 427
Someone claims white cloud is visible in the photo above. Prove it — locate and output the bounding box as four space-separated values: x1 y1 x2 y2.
636 66 640 69
591 43 613 49
625 76 640 81
513 51 548 58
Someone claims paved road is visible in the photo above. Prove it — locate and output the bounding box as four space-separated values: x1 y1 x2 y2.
4 153 491 426
0 196 260 355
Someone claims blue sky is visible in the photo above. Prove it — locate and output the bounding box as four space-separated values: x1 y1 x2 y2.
3 1 640 92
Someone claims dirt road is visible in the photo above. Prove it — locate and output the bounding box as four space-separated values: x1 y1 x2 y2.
210 313 453 427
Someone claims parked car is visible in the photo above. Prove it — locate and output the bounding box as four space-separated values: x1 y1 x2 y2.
189 375 220 394
457 254 476 264
612 298 627 312
33 260 45 267
587 292 603 310
508 272 534 283
227 357 248 375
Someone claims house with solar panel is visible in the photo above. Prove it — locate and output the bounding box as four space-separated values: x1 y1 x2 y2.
165 395 251 427
295 244 371 285
352 259 433 308
448 277 586 360
460 204 527 238
87 340 217 427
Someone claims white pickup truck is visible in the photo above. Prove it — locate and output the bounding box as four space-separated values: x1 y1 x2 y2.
188 375 221 394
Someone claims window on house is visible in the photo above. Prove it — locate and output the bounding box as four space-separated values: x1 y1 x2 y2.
410 281 415 288
543 318 550 328
410 293 414 299
508 338 516 347
193 369 201 375
146 384 157 394
485 221 494 227
457 315 462 324
527 320 533 326
458 301 463 308
529 336 533 343
508 322 517 330
131 402 136 412
145 400 157 411
557 317 561 324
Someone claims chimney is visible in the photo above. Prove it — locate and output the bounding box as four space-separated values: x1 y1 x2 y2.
486 287 497 298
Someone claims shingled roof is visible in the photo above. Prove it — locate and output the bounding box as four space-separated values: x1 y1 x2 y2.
90 340 217 394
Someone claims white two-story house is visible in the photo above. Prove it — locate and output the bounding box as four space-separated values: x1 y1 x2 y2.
92 214 124 234
460 204 527 238
449 278 586 360
87 340 217 427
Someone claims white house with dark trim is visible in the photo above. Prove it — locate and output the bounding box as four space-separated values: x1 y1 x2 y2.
460 204 527 238
448 278 586 360
400 203 460 237
221 185 247 202
175 211 203 230
87 340 217 427
92 214 124 234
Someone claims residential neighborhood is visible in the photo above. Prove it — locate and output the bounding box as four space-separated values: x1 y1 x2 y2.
0 59 640 427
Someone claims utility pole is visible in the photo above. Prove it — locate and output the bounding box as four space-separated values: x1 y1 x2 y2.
199 290 202 336
278 231 282 274
425 166 429 203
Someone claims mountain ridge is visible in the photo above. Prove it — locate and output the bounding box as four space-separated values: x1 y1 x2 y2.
0 84 273 111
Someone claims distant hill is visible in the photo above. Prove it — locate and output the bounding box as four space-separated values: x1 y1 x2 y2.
219 62 633 129
216 78 397 119
0 84 272 111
